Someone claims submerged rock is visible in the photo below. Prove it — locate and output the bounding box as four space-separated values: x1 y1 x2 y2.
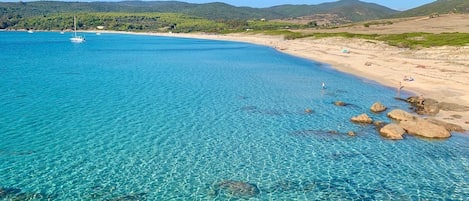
107 193 147 201
0 187 21 198
373 121 386 130
334 101 346 106
214 180 260 198
7 192 54 201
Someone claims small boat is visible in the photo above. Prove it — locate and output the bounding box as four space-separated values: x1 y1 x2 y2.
27 30 34 33
70 16 85 43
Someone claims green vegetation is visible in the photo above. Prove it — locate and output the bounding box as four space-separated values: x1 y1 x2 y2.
260 31 469 48
1 1 467 48
5 12 305 33
378 32 469 48
0 0 398 25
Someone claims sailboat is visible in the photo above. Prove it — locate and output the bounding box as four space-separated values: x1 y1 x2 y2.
70 16 85 43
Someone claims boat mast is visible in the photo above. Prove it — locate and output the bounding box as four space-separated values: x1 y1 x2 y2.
74 16 77 37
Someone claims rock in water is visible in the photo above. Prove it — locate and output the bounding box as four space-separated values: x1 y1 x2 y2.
370 102 387 113
215 180 260 198
334 101 346 106
351 113 373 124
387 109 416 121
379 123 405 140
400 119 451 139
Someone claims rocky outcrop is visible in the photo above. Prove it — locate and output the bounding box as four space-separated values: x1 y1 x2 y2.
426 118 465 132
400 118 451 138
407 96 439 116
419 101 440 116
379 123 405 140
370 102 386 113
351 113 373 124
388 109 452 138
407 96 469 116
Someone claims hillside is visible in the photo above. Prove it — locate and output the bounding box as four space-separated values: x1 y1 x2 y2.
301 14 469 34
0 0 398 21
393 0 469 18
267 0 397 22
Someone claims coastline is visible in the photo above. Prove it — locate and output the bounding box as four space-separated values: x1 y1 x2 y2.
142 31 469 131
81 30 469 131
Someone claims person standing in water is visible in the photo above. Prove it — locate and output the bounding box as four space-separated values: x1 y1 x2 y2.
321 82 326 89
397 81 404 97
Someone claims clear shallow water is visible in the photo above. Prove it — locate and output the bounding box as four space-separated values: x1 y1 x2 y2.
1 31 468 200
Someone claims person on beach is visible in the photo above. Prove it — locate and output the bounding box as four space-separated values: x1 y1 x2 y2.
397 81 404 97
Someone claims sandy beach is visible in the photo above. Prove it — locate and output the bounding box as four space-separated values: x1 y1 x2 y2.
146 31 469 131
93 14 469 131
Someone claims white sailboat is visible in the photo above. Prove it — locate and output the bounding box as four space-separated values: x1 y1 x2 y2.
70 16 85 43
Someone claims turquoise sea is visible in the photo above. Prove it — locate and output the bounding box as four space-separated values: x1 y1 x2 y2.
1 31 468 200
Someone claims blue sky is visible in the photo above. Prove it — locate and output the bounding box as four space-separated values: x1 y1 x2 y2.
0 0 436 11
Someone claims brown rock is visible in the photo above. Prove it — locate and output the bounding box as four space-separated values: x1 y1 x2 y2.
370 102 387 113
334 101 346 106
387 109 416 121
351 113 373 124
417 102 440 116
379 123 405 140
400 119 451 138
426 118 465 132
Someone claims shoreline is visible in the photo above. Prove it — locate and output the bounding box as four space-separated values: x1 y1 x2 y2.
17 29 469 131
133 31 469 131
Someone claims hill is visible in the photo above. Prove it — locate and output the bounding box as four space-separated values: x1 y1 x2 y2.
393 0 469 18
0 0 398 21
267 0 398 22
267 0 398 25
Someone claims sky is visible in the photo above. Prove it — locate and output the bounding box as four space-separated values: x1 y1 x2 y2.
0 0 437 11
